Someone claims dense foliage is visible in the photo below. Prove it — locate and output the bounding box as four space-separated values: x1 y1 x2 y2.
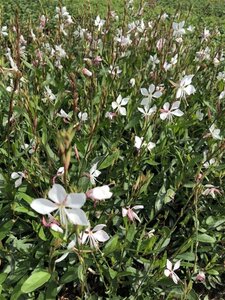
0 1 224 299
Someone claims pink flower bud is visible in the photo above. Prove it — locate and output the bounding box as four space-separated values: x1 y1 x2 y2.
82 68 92 77
196 271 206 282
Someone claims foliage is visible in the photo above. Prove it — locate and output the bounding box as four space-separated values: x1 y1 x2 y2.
0 1 225 299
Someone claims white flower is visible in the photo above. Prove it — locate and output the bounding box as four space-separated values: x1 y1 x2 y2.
57 109 70 121
209 124 221 140
217 71 225 82
80 224 109 248
54 45 66 59
138 105 157 118
176 75 196 99
203 158 216 169
44 86 56 102
219 90 225 100
57 167 65 176
134 136 156 152
187 25 194 32
21 139 36 154
122 205 144 223
202 184 222 199
196 110 204 121
1 26 8 36
108 65 122 76
86 185 112 201
140 84 162 107
89 163 101 185
55 239 76 263
130 78 135 87
30 184 89 226
149 54 159 70
112 95 129 116
11 172 26 188
201 28 210 42
160 101 184 121
164 259 181 284
172 21 185 38
78 112 88 122
94 15 105 31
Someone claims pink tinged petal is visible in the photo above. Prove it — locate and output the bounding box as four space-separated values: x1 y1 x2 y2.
122 208 128 217
172 109 184 117
153 91 162 98
163 102 170 110
185 85 196 95
92 224 107 232
65 208 89 226
166 259 173 271
50 223 63 233
140 88 148 96
119 107 126 115
93 230 109 242
133 205 144 210
164 269 171 277
30 199 58 214
160 112 168 120
66 193 86 208
173 260 180 270
112 101 118 110
171 101 180 110
48 184 67 204
172 272 180 284
121 98 129 105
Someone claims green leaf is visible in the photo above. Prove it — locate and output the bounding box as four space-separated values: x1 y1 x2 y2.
109 267 117 279
126 223 136 243
103 235 119 255
176 252 195 261
21 270 51 293
99 150 120 169
0 220 14 241
196 234 216 244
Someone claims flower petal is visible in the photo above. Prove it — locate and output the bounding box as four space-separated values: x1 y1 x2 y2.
160 112 168 120
93 230 109 242
121 97 129 106
172 109 184 117
164 269 171 277
31 199 58 214
171 101 180 110
119 107 126 116
66 193 86 208
140 88 148 96
122 208 128 217
166 259 173 271
173 260 180 271
48 184 67 204
92 224 107 232
65 208 89 226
